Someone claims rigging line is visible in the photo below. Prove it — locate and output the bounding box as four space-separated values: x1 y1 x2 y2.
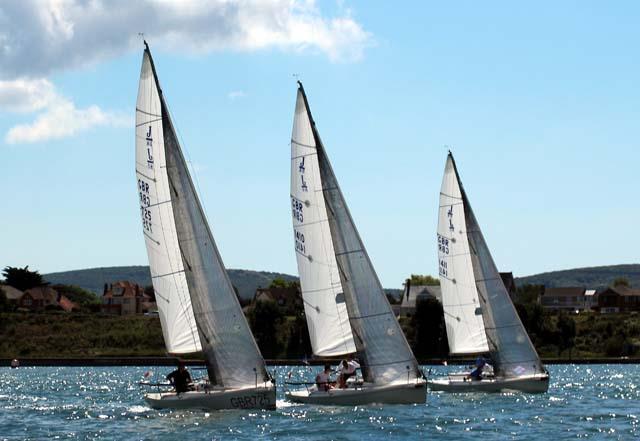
135 169 157 182
135 117 162 127
136 107 162 117
293 249 335 270
349 310 393 320
294 217 331 227
475 276 502 283
303 298 319 310
164 97 211 227
438 196 463 203
291 152 318 161
291 139 317 149
145 199 171 209
439 250 473 259
301 285 340 295
153 289 170 304
335 259 349 282
152 269 186 279
443 310 461 320
143 231 160 245
335 249 365 257
484 323 524 331
443 301 483 307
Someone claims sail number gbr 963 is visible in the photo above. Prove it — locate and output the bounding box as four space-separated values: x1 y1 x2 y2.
138 179 153 233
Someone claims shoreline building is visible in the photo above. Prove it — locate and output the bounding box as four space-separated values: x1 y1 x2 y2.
596 286 640 313
101 281 156 315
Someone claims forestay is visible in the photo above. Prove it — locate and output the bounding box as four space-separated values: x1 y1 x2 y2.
437 156 489 354
144 44 270 389
297 83 422 385
450 153 545 378
290 89 356 357
135 50 201 354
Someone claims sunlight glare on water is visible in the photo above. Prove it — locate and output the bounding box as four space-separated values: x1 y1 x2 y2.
0 365 638 440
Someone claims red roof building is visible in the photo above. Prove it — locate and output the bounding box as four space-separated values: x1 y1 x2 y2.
101 281 156 315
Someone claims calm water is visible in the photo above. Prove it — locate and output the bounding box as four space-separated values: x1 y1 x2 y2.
0 365 638 440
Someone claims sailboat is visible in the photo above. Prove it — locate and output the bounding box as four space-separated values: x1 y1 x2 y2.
135 42 276 409
428 152 549 393
285 82 427 405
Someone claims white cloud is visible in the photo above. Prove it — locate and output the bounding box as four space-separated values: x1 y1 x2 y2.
0 78 57 113
3 80 128 144
0 0 372 79
0 1 371 144
228 90 247 100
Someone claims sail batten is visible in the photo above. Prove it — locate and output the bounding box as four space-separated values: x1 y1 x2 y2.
297 83 421 385
449 153 545 378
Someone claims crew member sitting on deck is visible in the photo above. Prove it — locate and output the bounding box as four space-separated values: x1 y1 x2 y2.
315 364 334 391
338 358 360 388
167 362 193 393
468 356 489 381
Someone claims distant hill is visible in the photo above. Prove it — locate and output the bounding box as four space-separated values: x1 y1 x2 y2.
515 264 640 289
44 266 298 300
44 264 638 302
43 265 404 301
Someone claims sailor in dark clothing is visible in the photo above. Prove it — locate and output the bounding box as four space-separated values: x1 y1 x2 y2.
468 356 489 381
167 363 193 393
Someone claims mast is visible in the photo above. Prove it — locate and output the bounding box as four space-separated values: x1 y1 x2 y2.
298 82 422 384
290 82 356 356
449 152 545 378
144 43 270 388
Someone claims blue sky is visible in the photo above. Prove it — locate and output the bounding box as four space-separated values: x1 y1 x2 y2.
1 1 638 288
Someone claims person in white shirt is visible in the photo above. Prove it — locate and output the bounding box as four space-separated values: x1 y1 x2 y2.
338 358 360 388
315 364 334 391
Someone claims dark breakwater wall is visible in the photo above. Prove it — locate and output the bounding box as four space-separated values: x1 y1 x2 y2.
2 357 640 367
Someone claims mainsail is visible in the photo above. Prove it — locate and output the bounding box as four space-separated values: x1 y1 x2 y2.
135 48 201 354
142 43 270 388
290 89 356 356
449 153 545 378
438 156 489 354
297 83 422 384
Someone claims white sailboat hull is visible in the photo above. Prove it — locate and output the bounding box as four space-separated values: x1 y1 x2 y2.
145 385 276 410
285 380 427 405
428 372 549 393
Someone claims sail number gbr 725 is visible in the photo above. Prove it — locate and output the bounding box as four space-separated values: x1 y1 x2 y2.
138 179 153 233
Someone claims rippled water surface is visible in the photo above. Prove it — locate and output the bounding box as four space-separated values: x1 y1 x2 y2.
0 365 638 440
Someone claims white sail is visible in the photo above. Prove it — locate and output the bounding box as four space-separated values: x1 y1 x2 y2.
135 50 201 354
290 90 356 356
450 153 545 379
297 83 422 385
142 44 270 389
437 156 489 354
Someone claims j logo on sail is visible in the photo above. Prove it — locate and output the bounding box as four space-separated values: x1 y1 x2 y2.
145 125 154 169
